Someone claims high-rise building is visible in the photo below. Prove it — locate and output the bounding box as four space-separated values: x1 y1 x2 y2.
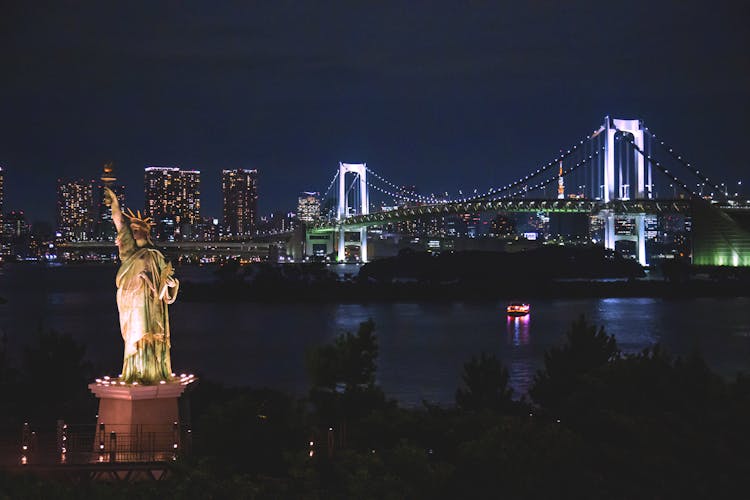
297 192 321 223
177 169 201 228
0 167 4 240
95 163 126 241
57 179 94 241
0 166 4 217
222 169 258 238
145 167 178 221
144 167 201 240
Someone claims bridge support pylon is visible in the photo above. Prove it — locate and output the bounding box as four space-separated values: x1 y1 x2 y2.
336 162 369 263
603 210 647 267
336 226 368 263
602 116 649 268
635 214 646 268
338 227 345 262
360 227 368 262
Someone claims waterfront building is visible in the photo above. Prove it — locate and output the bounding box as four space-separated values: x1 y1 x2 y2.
57 179 94 241
257 211 295 234
195 216 220 242
297 192 321 223
461 212 482 238
3 210 30 258
222 169 258 238
145 167 201 240
491 215 516 237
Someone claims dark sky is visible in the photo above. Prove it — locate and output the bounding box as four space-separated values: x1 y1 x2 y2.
2 1 748 224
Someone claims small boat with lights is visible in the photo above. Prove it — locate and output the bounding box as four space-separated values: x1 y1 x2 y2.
506 303 530 316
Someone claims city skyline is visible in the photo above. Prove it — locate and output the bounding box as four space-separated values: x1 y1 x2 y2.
2 2 748 226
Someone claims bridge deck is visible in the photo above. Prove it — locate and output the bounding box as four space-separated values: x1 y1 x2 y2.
311 198 694 231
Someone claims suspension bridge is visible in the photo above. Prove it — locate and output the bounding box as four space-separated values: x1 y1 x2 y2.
307 116 750 267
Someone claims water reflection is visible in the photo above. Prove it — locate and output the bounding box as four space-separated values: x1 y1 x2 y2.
506 315 531 346
2 264 750 407
505 314 534 394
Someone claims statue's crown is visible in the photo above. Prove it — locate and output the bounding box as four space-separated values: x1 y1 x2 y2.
124 208 155 229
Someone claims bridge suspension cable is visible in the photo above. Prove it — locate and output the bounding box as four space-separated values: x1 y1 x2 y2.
465 131 601 203
644 129 724 198
365 177 443 205
498 147 604 199
620 133 699 198
364 165 439 203
362 131 597 206
321 170 340 200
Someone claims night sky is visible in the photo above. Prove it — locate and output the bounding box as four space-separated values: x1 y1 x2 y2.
2 1 748 225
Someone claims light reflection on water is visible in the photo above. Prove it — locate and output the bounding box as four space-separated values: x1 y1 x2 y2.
1 265 750 407
505 315 535 397
507 315 531 347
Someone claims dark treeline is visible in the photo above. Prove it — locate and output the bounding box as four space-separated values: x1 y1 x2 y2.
179 248 750 303
2 316 750 498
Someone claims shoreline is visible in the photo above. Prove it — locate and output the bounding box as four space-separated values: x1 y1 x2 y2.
179 278 750 303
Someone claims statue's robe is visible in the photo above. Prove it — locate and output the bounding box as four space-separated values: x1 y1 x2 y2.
116 225 179 383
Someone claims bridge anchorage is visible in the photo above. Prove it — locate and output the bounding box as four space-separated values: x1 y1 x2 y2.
306 116 749 267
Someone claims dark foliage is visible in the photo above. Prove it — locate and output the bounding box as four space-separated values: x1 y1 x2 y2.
359 247 645 284
192 387 307 478
530 314 618 414
306 319 388 451
307 318 378 392
2 318 750 498
455 352 514 413
19 329 95 425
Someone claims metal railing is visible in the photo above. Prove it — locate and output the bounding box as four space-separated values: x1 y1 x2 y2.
13 420 192 466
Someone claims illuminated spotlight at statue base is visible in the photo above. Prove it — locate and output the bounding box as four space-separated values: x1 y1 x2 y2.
88 376 195 463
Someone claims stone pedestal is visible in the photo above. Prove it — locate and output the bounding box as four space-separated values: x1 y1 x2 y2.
88 378 194 462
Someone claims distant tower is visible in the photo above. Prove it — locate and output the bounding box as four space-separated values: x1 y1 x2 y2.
222 169 258 238
557 160 565 199
57 179 94 241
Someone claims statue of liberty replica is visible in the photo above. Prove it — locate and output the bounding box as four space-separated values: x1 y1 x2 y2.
103 186 179 384
87 184 190 462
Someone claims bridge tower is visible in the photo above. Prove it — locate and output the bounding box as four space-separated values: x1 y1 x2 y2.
602 116 649 267
337 162 369 262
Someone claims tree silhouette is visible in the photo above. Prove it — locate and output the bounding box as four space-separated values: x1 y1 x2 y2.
455 353 514 413
306 319 384 450
530 315 618 413
306 319 378 392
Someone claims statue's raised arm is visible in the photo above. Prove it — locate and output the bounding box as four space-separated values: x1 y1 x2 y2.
103 187 125 233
